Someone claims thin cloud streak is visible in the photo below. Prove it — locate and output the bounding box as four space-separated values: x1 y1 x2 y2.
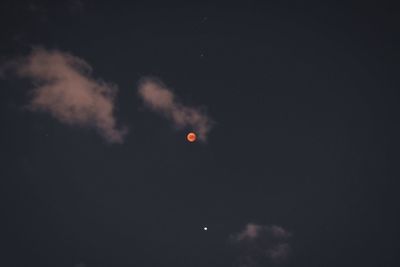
138 77 213 141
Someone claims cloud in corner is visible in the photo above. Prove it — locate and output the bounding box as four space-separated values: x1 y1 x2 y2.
137 77 213 142
14 47 127 143
230 223 292 266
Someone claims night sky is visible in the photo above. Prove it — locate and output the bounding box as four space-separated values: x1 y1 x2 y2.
1 1 400 267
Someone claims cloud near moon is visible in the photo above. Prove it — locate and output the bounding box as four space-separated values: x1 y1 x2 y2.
13 47 127 143
137 77 213 142
2 48 213 144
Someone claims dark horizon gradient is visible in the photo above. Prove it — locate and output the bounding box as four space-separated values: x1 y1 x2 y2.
1 1 399 267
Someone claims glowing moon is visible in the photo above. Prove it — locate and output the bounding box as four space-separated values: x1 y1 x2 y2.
203 227 208 231
187 132 197 142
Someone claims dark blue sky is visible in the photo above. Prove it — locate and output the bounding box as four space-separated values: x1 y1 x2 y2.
1 1 399 267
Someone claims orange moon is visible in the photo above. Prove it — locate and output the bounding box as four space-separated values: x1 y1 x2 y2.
187 132 197 142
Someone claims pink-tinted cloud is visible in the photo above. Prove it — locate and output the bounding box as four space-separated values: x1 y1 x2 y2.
236 224 291 241
231 223 292 266
15 47 126 143
137 77 213 141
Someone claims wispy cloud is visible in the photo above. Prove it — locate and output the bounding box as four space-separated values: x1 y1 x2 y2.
231 223 292 266
137 77 213 141
13 47 127 143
